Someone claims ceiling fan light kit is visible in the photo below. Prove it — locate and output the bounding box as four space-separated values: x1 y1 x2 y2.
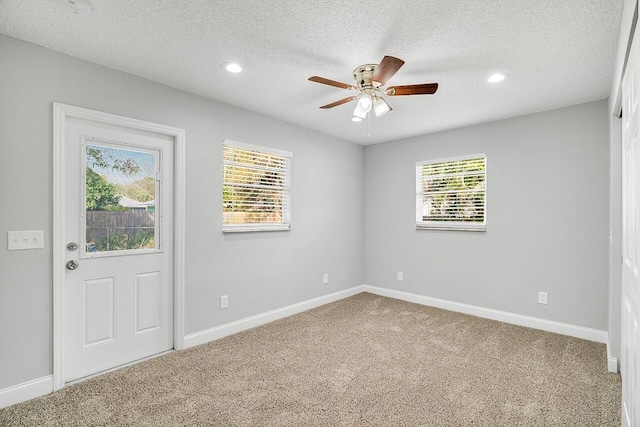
353 103 368 119
309 55 438 121
357 94 372 111
373 97 391 117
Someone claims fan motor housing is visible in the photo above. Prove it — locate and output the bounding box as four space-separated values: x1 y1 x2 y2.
353 64 382 90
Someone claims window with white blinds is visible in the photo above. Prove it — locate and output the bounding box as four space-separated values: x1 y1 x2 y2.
416 154 486 231
223 140 292 232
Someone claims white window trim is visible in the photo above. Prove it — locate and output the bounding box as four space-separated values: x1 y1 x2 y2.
223 223 291 233
223 139 292 233
223 139 292 159
416 153 487 232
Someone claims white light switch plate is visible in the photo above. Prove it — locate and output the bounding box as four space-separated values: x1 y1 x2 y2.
8 230 44 250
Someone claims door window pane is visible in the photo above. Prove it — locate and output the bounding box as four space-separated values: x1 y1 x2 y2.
84 143 158 254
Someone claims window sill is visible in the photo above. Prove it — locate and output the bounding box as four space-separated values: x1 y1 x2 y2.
223 224 291 233
416 223 486 232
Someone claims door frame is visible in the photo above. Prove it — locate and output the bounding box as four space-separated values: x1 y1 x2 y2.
52 102 186 391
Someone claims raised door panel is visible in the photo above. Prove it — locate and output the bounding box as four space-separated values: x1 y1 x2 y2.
135 271 162 334
82 276 116 347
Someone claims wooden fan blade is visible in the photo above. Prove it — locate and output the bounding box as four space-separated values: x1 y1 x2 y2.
309 76 356 90
386 83 439 96
320 96 358 109
371 56 405 85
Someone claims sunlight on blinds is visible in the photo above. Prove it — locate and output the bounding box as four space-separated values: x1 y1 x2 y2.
416 154 486 231
223 141 292 232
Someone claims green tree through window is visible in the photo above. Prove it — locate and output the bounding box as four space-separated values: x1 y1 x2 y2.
85 166 121 211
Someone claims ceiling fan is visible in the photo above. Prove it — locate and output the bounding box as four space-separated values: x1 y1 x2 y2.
308 55 438 121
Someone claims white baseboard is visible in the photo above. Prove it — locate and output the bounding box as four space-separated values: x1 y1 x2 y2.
2 284 612 409
362 285 609 344
183 285 365 349
185 284 610 350
0 376 53 409
606 337 619 373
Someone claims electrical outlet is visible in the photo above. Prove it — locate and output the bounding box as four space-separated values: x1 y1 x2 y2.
323 273 329 284
538 292 548 305
220 295 228 309
397 271 403 281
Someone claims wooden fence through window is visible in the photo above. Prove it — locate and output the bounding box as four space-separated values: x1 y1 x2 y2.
86 210 155 248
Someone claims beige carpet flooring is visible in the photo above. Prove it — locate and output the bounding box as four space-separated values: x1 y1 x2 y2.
0 293 621 426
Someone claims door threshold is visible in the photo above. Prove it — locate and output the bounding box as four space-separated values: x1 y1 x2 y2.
65 349 175 387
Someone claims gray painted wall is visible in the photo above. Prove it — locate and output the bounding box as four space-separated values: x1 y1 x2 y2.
364 100 610 330
0 34 364 390
0 32 613 393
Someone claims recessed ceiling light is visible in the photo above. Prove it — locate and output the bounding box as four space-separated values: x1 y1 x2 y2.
223 62 242 73
488 73 506 83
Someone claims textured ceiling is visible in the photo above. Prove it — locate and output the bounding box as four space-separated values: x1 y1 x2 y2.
0 0 624 144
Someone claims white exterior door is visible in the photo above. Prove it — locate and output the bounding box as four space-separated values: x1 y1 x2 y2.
621 25 640 427
61 114 174 382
